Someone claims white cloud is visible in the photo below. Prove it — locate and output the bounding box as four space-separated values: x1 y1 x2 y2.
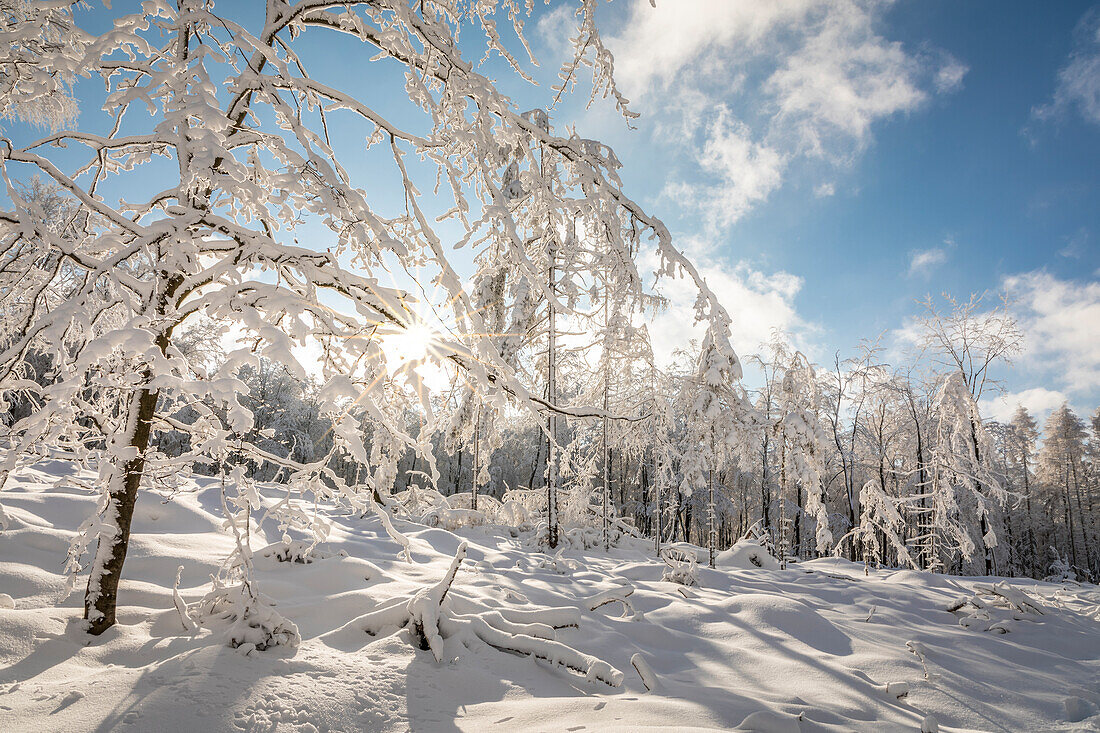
536 4 575 55
645 252 814 370
1005 271 1100 392
813 182 836 198
763 4 927 154
979 387 1068 424
934 59 968 94
907 247 948 277
680 108 786 228
1033 9 1100 126
608 0 966 230
611 1 811 96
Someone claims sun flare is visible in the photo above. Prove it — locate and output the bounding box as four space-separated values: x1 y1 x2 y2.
387 322 438 364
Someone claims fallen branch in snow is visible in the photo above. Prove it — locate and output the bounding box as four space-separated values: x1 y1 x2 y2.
345 543 622 686
259 540 341 565
368 495 413 563
884 681 910 699
442 612 623 686
631 653 659 692
173 566 197 632
490 605 579 629
584 585 636 617
971 582 1045 614
946 581 1045 633
905 640 939 682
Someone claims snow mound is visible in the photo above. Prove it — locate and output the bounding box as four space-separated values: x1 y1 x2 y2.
717 540 781 570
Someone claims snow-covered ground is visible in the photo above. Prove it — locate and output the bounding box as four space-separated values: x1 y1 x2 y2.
1 460 1098 732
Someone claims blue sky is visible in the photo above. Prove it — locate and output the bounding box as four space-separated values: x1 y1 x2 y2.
529 0 1100 423
5 0 1099 423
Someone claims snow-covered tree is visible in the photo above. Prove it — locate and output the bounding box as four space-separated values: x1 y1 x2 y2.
1037 403 1091 578
0 0 737 637
677 322 752 567
774 349 831 559
1007 406 1040 576
927 372 1005 574
917 293 1020 574
749 335 831 563
820 344 886 560
916 293 1023 402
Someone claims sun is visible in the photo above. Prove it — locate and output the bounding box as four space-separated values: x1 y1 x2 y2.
387 321 438 364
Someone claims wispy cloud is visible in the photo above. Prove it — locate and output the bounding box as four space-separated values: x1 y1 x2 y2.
907 247 948 277
934 58 969 94
907 236 955 277
1058 227 1089 259
1032 8 1100 127
665 107 785 229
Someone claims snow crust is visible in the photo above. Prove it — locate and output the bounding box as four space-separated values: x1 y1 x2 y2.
1 460 1099 732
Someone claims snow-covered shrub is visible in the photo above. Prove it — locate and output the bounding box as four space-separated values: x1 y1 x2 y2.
190 470 300 651
1044 549 1077 583
395 487 533 532
535 550 579 575
509 480 635 551
193 576 300 653
661 547 699 586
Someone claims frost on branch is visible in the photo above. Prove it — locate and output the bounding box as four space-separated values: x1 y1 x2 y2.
0 0 87 129
344 542 623 687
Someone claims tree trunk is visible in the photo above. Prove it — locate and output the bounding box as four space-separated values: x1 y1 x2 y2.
1021 451 1036 577
761 431 771 531
472 404 480 512
708 434 716 568
1064 468 1078 568
546 237 558 548
85 385 158 634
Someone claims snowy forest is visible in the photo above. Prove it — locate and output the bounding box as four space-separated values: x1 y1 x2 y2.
0 1 1097 732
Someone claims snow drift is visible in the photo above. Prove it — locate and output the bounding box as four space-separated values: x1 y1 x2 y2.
1 460 1099 732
